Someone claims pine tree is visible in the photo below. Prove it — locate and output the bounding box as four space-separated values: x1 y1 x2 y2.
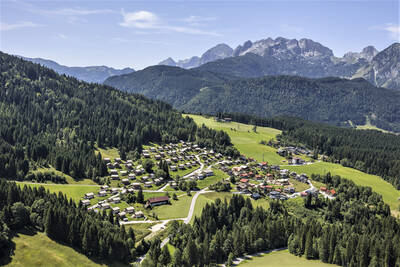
159 245 171 266
305 231 314 259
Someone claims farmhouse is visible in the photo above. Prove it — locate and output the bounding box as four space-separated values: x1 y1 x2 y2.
112 207 120 214
101 203 110 209
98 190 107 197
146 196 170 207
84 192 94 199
125 207 135 213
134 211 144 218
81 199 91 206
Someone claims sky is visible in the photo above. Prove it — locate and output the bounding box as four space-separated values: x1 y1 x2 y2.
1 0 399 70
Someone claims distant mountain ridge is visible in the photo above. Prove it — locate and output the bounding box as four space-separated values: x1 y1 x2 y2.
159 37 399 90
20 56 135 83
104 64 400 132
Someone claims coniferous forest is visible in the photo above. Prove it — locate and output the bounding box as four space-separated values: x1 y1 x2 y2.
0 52 238 182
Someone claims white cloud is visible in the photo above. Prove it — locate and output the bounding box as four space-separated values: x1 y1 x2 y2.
384 23 400 41
45 8 114 16
0 21 43 31
57 33 68 39
182 15 216 23
120 10 220 36
370 23 400 41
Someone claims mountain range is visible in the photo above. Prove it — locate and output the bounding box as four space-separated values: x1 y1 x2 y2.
21 56 135 83
159 38 399 90
104 65 400 132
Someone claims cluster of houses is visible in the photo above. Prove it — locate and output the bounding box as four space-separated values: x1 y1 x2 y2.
221 159 312 201
214 117 232 123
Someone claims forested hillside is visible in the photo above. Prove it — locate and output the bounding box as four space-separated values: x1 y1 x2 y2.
0 52 237 182
217 113 400 189
105 66 400 132
144 174 399 267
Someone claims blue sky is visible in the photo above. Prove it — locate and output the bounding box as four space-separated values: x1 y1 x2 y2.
1 0 399 70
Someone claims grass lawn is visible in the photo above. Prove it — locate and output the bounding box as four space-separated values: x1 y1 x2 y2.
126 223 156 243
187 115 284 165
17 182 100 203
95 146 120 160
196 168 228 189
239 249 334 267
6 231 126 267
290 179 310 192
286 162 400 212
33 166 97 185
151 194 193 220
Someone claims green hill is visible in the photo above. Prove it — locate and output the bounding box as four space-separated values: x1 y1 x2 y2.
105 66 400 132
0 52 237 183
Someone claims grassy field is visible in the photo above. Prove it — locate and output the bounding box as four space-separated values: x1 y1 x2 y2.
196 168 228 189
239 249 333 267
95 146 120 160
286 162 400 212
151 194 193 220
6 231 126 267
17 182 100 203
126 223 156 243
187 115 284 165
33 166 97 185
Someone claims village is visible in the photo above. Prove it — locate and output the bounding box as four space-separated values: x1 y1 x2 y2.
79 141 336 223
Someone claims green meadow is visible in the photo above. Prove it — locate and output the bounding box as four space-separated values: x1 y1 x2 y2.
6 232 126 267
187 114 284 165
239 249 334 267
17 182 100 203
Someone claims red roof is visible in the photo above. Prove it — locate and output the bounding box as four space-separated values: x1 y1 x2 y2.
147 196 169 204
266 185 273 189
320 187 327 191
261 162 268 165
240 178 249 183
275 188 281 192
330 189 336 195
300 192 308 196
267 173 274 177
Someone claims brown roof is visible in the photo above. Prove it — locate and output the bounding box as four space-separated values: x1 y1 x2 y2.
147 196 169 204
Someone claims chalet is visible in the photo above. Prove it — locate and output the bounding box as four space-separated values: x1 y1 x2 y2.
107 162 113 168
154 178 162 186
146 196 170 207
101 203 110 209
126 160 133 164
251 193 261 200
120 170 128 176
240 178 249 184
127 188 134 193
132 183 141 189
155 154 161 160
128 173 136 180
122 179 130 185
110 169 118 175
121 189 127 195
170 165 177 171
134 211 144 218
115 158 121 163
84 192 94 199
111 188 119 195
300 192 308 197
111 174 119 180
113 162 120 168
118 212 126 218
112 207 120 214
150 147 156 152
320 187 327 192
101 185 109 190
265 185 274 192
268 191 281 199
284 187 295 194
112 197 121 203
178 164 185 170
255 174 263 180
144 181 153 187
237 183 249 192
142 176 149 181
143 153 150 158
204 169 214 177
277 179 289 185
126 163 133 169
98 190 107 197
329 189 336 196
104 158 111 163
125 207 135 213
291 157 305 165
81 199 91 206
